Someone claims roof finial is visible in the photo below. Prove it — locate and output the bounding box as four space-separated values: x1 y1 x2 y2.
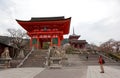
73 27 75 35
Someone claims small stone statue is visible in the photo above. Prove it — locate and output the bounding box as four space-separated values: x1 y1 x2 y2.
0 47 12 68
54 49 61 57
1 47 11 58
17 49 25 58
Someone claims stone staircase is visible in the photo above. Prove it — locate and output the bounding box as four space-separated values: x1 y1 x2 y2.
63 53 120 69
79 53 120 66
21 50 119 68
21 49 48 67
63 54 87 68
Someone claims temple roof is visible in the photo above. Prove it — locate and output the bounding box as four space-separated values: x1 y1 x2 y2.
30 16 65 21
0 36 11 45
16 16 68 22
16 16 71 35
0 36 29 48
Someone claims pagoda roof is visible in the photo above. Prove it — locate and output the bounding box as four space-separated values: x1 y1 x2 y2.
69 40 87 44
16 16 71 35
69 27 80 39
69 35 80 39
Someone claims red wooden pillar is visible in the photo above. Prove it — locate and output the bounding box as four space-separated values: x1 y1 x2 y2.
40 41 43 49
39 39 41 49
58 35 60 46
39 38 42 49
77 44 79 48
73 44 75 48
50 35 53 46
36 37 39 49
83 44 85 49
30 37 33 49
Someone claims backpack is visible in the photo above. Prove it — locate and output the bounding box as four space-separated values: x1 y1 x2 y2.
102 59 105 64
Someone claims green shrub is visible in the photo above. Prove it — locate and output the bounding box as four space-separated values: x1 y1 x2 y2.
107 53 120 61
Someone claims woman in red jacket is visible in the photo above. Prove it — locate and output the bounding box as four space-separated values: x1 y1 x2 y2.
99 55 104 73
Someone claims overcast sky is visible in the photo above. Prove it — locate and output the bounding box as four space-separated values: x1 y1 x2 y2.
0 0 120 45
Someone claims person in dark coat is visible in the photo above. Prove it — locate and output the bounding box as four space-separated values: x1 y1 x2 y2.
86 54 88 60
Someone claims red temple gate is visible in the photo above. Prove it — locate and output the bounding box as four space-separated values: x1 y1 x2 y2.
16 16 71 49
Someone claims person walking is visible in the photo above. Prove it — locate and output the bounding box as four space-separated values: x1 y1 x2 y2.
86 54 88 60
98 55 105 73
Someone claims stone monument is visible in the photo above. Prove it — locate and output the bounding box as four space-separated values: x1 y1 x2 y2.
46 46 67 69
0 47 12 68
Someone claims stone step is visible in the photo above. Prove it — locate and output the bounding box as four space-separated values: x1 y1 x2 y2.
22 49 47 67
49 64 62 69
0 64 5 68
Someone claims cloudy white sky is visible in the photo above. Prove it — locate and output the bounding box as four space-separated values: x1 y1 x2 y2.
0 0 120 45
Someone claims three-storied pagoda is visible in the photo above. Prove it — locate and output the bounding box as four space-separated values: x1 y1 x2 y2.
16 16 71 49
69 28 87 49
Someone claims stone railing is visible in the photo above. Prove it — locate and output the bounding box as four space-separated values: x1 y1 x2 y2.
96 52 119 63
17 47 34 68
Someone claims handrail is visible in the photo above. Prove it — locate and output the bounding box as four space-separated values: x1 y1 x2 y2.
96 52 119 63
17 47 34 68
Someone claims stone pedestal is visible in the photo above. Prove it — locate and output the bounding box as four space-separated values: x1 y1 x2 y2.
49 57 62 69
0 47 12 68
0 58 12 68
47 46 68 69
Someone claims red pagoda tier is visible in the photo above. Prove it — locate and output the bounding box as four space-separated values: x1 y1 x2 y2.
69 28 87 49
16 16 71 49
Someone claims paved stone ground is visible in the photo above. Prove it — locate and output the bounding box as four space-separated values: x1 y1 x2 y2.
87 66 120 78
0 68 44 78
34 67 87 78
1 66 120 78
